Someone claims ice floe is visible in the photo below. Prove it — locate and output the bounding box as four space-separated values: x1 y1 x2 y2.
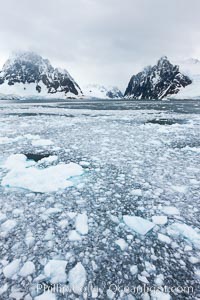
44 260 67 284
75 213 88 235
123 215 155 235
152 215 168 225
1 219 17 237
115 238 128 251
167 222 200 249
160 206 180 215
68 262 87 295
157 233 171 244
18 261 35 277
1 154 84 192
3 259 21 279
68 230 82 241
130 265 138 275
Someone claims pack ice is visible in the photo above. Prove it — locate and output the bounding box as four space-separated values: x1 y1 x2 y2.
1 154 83 193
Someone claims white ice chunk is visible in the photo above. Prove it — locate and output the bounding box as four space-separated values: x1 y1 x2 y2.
1 219 17 237
123 215 155 235
67 212 77 219
158 233 171 244
0 212 7 223
161 206 180 215
152 216 168 225
130 265 138 275
0 283 8 295
19 261 35 277
107 289 115 299
2 154 83 193
25 231 35 248
3 154 35 170
75 213 88 235
45 207 62 215
3 259 21 279
168 222 200 249
130 189 142 196
58 219 68 229
68 262 87 295
115 238 128 251
138 275 149 284
44 260 67 284
68 230 82 241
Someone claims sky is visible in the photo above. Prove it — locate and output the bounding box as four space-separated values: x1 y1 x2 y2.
0 0 200 91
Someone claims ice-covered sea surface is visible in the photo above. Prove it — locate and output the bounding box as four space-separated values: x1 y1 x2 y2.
0 99 200 300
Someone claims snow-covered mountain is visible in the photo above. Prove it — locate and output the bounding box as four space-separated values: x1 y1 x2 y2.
124 56 192 100
170 58 200 99
0 51 82 99
83 84 123 99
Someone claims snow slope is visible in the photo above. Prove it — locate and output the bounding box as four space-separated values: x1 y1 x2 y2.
171 58 200 99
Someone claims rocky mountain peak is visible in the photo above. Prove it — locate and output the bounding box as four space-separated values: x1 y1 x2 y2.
0 51 82 98
124 57 192 99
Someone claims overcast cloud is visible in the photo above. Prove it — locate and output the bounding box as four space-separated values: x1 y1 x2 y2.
0 0 200 91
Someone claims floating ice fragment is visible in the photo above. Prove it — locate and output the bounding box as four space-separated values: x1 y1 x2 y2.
188 256 200 264
123 215 155 235
0 283 8 295
25 231 35 248
152 216 168 225
45 207 62 215
167 222 200 249
19 261 35 277
130 189 142 196
158 233 171 244
138 275 149 284
68 262 87 295
75 213 88 235
3 259 21 279
1 219 17 237
107 289 115 299
161 206 180 215
0 212 7 223
68 230 82 241
58 219 68 229
44 260 67 284
67 212 77 219
115 238 128 251
130 265 138 275
2 154 84 193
